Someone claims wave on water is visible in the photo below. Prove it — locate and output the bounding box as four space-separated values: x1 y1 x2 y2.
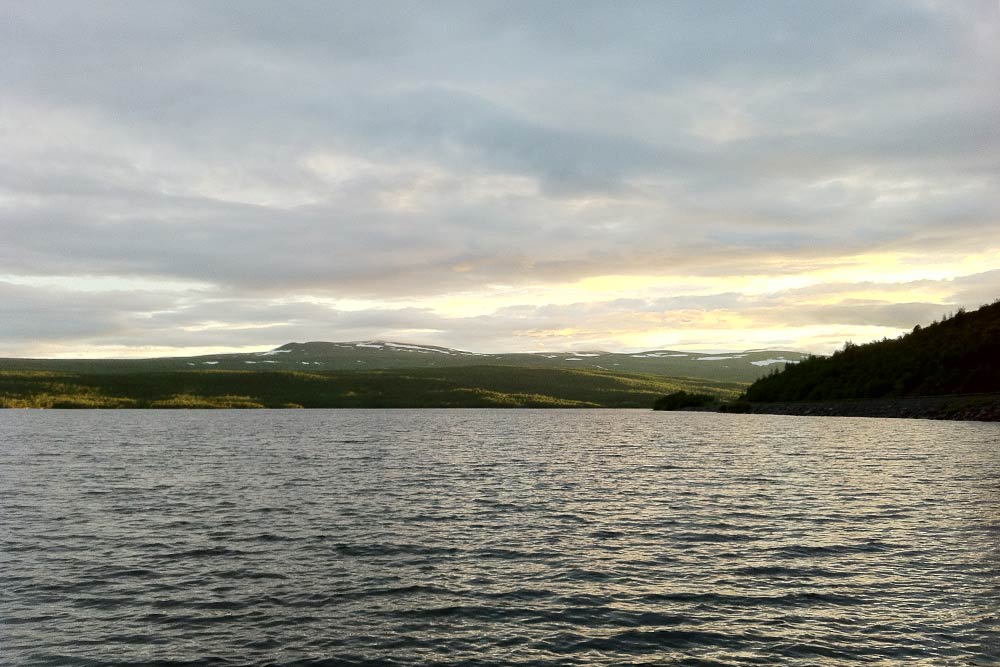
1 409 997 666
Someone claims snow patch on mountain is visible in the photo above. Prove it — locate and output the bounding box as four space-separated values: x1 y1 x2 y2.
750 358 798 366
385 342 452 354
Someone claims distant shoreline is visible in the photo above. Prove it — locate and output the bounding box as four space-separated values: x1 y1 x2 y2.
738 393 1000 422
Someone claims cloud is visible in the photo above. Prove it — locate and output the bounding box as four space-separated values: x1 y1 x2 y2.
4 268 997 357
0 2 997 354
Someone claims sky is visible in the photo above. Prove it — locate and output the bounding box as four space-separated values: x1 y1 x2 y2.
2 1 998 358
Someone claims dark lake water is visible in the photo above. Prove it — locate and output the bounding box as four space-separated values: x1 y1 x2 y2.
1 409 998 666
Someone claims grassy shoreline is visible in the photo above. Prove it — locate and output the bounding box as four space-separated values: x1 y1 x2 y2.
0 366 742 410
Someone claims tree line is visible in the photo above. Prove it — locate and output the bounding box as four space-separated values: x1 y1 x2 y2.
742 300 1000 403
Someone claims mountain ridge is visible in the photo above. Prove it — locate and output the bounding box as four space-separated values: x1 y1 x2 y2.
0 341 811 384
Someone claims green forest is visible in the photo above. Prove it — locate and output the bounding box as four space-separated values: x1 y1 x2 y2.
743 300 1000 403
0 365 742 409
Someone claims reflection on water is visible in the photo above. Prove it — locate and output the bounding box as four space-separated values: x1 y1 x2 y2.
1 409 997 665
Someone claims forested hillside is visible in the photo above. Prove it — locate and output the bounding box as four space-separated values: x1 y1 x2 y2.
0 366 741 409
743 301 1000 402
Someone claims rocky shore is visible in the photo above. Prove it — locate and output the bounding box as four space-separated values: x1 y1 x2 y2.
745 393 1000 422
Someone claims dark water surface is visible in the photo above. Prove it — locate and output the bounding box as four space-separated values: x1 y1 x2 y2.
1 409 998 666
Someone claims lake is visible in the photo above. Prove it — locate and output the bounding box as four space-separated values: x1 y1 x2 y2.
1 409 997 665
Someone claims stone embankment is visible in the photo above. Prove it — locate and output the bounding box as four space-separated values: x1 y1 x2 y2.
747 393 1000 422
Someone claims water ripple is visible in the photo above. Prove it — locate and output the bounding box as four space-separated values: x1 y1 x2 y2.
1 409 998 666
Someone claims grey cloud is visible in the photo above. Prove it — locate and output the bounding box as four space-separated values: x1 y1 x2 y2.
0 281 166 343
0 281 447 352
3 177 982 296
1 2 997 353
945 269 1000 307
773 301 952 330
2 268 996 357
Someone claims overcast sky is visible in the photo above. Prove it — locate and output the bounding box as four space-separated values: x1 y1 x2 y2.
2 1 998 357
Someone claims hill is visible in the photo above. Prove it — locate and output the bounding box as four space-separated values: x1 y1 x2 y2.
742 300 1000 403
0 341 808 384
0 366 743 409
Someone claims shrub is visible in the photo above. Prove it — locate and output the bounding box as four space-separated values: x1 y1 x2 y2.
653 391 716 411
